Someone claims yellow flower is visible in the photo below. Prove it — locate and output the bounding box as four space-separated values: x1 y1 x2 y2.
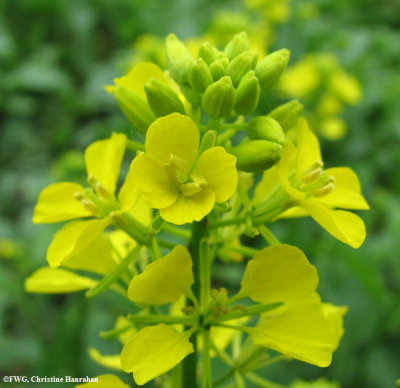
236 244 346 367
32 133 141 268
131 112 238 224
255 119 369 248
122 245 196 385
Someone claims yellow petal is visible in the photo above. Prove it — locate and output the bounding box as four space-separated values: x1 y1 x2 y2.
33 182 91 223
315 167 369 210
46 219 110 268
239 244 318 304
300 200 366 248
88 348 121 371
108 230 137 259
278 206 308 218
128 245 194 304
131 154 178 209
121 324 194 385
253 166 280 203
249 295 335 367
85 133 126 193
277 141 305 200
117 163 139 212
25 267 96 293
195 147 238 202
75 374 130 388
63 234 116 275
145 113 199 167
296 118 322 174
112 62 168 100
322 303 347 350
160 188 215 225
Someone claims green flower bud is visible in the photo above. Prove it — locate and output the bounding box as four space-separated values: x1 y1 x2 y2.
224 32 250 60
189 58 213 93
248 116 285 144
202 76 236 119
144 78 185 117
268 99 304 132
198 42 222 65
230 140 282 172
108 86 155 134
234 70 260 115
166 33 195 84
255 49 290 90
227 51 258 86
209 57 229 81
198 130 217 155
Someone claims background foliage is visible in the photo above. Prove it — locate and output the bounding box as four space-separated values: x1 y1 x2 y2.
0 0 399 387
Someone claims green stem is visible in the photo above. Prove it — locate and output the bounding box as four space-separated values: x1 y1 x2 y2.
85 245 141 298
234 372 247 388
224 244 258 258
100 323 135 339
245 373 286 388
209 216 247 229
126 139 145 152
162 223 191 239
183 219 207 388
201 329 212 388
257 225 280 245
127 314 196 326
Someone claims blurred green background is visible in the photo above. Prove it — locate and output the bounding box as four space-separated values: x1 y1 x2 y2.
0 0 399 387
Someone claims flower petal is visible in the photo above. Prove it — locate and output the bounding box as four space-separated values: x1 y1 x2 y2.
85 133 127 194
112 62 168 100
25 267 96 293
249 294 335 367
322 303 347 350
277 141 305 200
195 147 238 202
63 234 116 275
315 167 369 210
160 188 215 225
46 219 110 268
121 324 194 385
33 182 91 223
300 200 366 248
239 244 318 304
131 154 178 209
296 118 322 174
145 113 199 167
75 374 130 388
128 245 193 304
88 348 121 371
253 166 280 203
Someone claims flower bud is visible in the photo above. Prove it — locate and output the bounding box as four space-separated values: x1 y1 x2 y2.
234 70 260 115
198 42 222 65
179 83 202 106
230 140 282 172
224 32 250 60
268 99 304 132
107 85 155 134
247 116 285 144
255 49 290 90
227 51 258 86
202 76 236 119
209 57 229 81
198 130 217 155
189 58 213 93
165 33 195 84
144 78 185 117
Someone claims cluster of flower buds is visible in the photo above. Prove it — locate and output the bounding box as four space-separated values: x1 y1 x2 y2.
166 32 290 118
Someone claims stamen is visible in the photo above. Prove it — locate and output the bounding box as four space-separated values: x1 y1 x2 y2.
180 182 202 197
312 182 336 197
96 182 112 199
302 167 323 183
176 170 188 184
80 199 100 216
302 161 324 176
73 192 85 201
168 154 189 173
87 174 98 189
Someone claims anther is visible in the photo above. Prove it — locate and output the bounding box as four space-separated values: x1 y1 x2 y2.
95 182 112 200
80 199 100 216
312 182 336 197
302 167 323 183
180 182 202 197
73 192 85 201
168 154 189 173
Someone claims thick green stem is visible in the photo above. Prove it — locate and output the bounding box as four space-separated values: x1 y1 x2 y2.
182 219 207 388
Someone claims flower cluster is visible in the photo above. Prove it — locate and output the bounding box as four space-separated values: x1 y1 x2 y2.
26 31 368 388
